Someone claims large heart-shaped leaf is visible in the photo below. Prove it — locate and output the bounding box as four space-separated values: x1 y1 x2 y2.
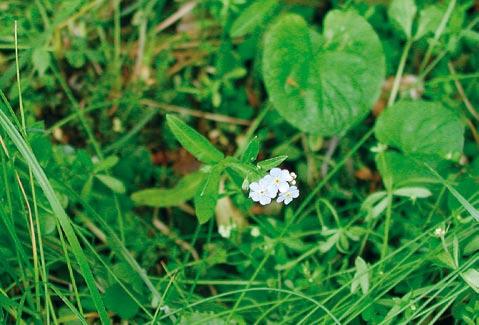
375 100 465 159
263 11 385 135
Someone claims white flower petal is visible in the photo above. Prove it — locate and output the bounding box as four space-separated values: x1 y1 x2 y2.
261 175 273 186
284 196 293 205
270 168 282 177
250 192 261 202
278 182 290 193
266 185 278 198
259 196 271 205
249 182 260 191
281 169 293 181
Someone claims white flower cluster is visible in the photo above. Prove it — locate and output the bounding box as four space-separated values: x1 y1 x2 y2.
249 168 299 205
218 223 237 238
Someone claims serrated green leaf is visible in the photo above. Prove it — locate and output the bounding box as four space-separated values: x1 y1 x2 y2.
375 101 464 159
263 11 385 135
230 0 278 38
166 114 224 164
131 172 205 207
257 155 288 171
388 0 417 38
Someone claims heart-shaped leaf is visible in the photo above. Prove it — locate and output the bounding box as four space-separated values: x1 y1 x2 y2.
375 100 465 159
263 11 385 135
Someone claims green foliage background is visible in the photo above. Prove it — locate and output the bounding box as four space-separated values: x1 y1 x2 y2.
0 0 478 323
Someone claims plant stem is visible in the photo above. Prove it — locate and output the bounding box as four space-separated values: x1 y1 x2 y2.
387 39 412 107
381 191 393 259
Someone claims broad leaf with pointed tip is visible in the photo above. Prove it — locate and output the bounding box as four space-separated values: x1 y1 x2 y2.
263 11 385 135
375 101 465 159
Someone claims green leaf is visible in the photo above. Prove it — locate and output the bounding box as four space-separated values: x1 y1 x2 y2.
32 48 51 76
241 136 260 163
462 30 479 48
423 163 479 223
257 155 288 171
96 174 126 194
65 50 86 68
263 11 385 135
388 0 417 38
103 283 139 319
166 114 224 164
393 187 432 199
230 0 278 38
375 151 448 189
447 177 478 211
194 165 223 224
225 159 262 181
351 256 369 295
464 235 479 255
415 5 443 39
131 172 205 207
375 101 464 159
462 269 479 293
93 155 119 173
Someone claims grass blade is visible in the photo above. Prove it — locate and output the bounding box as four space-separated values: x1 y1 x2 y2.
0 103 111 324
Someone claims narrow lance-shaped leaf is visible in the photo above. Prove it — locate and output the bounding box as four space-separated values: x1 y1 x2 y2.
230 0 279 38
194 165 223 224
166 114 224 164
96 174 126 194
241 136 260 163
131 172 205 207
224 156 262 181
257 155 288 171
